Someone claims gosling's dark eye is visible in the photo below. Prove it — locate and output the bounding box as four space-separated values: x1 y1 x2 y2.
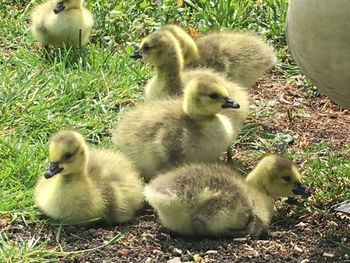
208 93 219 100
64 152 73 160
282 176 291 182
142 43 151 51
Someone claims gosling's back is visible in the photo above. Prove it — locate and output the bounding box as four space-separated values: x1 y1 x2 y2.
193 32 276 87
87 148 145 223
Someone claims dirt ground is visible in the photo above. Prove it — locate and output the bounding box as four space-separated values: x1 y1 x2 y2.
5 74 350 262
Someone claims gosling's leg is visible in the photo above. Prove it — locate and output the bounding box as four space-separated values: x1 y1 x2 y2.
79 29 82 48
226 145 233 163
226 214 267 239
246 214 268 239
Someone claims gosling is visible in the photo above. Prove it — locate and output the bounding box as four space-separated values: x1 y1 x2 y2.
34 129 144 224
132 30 185 100
131 30 249 137
112 78 240 181
144 155 309 237
30 0 93 48
194 31 277 87
153 24 276 88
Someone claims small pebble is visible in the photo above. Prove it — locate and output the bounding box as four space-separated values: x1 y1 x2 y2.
294 245 303 253
172 248 182 256
232 237 247 242
152 249 163 255
323 253 335 258
167 257 181 263
295 222 308 228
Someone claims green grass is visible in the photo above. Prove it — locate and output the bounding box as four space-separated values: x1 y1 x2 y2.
1 0 349 261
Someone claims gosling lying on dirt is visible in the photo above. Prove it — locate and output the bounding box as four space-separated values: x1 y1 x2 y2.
145 155 309 237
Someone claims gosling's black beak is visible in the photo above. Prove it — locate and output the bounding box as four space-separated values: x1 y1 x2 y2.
130 50 142 59
292 182 310 197
221 96 240 109
53 2 65 14
44 162 63 179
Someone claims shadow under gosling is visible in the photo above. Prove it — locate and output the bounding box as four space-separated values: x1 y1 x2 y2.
158 24 277 88
144 155 309 237
34 130 144 224
30 0 93 48
112 78 240 181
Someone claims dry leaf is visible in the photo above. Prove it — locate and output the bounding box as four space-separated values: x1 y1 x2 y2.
118 248 129 257
188 25 199 39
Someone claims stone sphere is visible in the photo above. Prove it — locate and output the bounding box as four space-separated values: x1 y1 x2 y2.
286 0 350 109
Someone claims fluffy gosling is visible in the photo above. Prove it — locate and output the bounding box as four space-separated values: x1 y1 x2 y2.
112 78 240 181
144 155 309 237
157 24 276 88
34 130 144 224
30 0 93 48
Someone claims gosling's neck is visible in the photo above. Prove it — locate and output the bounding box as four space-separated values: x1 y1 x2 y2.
59 154 89 184
155 52 184 97
183 104 217 124
245 167 271 198
184 44 200 67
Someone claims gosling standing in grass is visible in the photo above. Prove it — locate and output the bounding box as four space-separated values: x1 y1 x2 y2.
145 155 309 237
155 24 277 88
112 78 239 181
30 0 93 47
34 130 144 224
131 30 249 139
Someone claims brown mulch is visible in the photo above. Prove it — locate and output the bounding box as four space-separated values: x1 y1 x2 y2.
4 73 350 262
251 73 350 149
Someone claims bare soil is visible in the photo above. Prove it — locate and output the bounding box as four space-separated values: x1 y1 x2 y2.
252 74 350 149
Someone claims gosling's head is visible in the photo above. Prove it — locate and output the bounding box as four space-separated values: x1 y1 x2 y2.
183 77 240 118
44 130 88 179
130 31 183 68
53 0 82 14
160 24 199 62
247 155 309 197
